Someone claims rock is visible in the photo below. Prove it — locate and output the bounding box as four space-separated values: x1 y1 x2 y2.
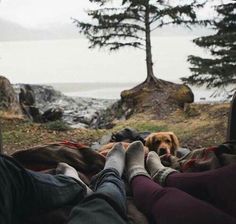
22 106 42 122
120 79 194 118
19 85 36 106
42 108 63 122
18 84 42 122
0 76 22 115
89 111 100 129
99 133 113 145
14 84 116 128
99 79 194 126
170 85 194 107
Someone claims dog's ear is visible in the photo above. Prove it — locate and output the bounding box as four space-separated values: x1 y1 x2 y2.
169 132 179 155
145 134 157 152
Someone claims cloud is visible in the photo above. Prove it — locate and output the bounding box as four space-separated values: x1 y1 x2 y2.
0 0 91 28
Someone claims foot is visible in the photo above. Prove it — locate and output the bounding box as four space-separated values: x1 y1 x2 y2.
126 141 150 183
146 151 178 186
146 151 165 176
56 162 93 195
104 142 126 176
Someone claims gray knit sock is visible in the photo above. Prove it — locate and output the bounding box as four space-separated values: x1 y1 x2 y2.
146 151 178 186
104 142 125 176
56 162 93 195
126 141 150 183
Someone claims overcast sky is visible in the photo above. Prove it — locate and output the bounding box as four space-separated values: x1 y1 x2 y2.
0 0 226 29
0 0 91 28
0 0 233 86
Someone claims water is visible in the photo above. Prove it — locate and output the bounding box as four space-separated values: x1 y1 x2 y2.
0 37 228 101
0 37 204 84
50 82 228 102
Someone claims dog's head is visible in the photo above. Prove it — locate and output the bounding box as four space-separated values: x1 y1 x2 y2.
145 132 179 156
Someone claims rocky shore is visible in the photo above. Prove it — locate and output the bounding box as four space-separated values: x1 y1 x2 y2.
13 84 116 128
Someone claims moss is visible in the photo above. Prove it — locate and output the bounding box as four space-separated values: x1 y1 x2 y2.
172 85 193 104
44 120 72 132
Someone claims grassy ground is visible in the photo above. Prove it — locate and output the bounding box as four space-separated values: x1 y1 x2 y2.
1 102 230 155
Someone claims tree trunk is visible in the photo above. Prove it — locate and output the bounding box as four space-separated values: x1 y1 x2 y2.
145 2 156 83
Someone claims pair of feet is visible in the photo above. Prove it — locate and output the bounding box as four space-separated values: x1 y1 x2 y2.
104 141 174 185
56 141 175 195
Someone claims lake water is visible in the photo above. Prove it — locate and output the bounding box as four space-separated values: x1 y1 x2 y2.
50 82 228 102
0 37 228 101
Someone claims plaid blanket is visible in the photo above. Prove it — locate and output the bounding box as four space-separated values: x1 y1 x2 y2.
161 141 236 172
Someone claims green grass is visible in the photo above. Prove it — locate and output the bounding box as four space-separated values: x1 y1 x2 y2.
44 120 72 131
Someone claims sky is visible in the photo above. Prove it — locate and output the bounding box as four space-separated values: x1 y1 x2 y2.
0 0 223 29
0 0 91 28
0 0 232 84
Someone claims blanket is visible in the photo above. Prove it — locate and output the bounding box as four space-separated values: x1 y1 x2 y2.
160 141 236 172
11 140 236 224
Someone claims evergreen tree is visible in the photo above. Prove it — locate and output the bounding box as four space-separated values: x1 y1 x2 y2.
182 1 236 95
73 0 205 84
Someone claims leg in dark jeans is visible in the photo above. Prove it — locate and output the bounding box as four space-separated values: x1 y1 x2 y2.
0 155 86 224
166 164 236 217
131 175 236 224
68 143 128 224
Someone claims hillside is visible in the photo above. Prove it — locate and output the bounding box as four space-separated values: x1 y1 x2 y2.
1 102 230 155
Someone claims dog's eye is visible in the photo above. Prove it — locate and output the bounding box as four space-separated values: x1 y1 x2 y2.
165 139 171 143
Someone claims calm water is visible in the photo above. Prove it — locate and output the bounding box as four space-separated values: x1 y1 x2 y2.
0 37 226 101
0 37 205 84
50 82 227 102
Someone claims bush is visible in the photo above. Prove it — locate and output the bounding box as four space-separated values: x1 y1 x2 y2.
44 120 71 131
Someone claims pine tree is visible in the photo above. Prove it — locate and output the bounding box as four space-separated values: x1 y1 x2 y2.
182 1 236 95
73 0 205 85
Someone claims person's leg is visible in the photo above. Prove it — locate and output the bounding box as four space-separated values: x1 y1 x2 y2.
131 175 236 224
0 155 87 224
68 143 128 224
166 164 236 217
146 152 236 217
126 144 236 224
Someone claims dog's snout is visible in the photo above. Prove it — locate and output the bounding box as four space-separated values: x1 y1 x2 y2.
158 148 167 156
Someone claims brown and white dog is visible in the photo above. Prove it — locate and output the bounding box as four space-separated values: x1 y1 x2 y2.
145 132 179 156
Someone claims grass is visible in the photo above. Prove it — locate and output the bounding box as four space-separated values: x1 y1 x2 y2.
1 102 230 155
44 120 72 131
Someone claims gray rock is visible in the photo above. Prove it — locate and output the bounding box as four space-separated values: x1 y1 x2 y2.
0 76 22 115
13 84 117 128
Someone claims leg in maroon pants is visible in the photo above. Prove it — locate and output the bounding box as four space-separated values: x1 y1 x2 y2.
166 164 236 217
131 176 236 224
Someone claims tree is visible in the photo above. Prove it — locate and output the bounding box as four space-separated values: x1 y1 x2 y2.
73 0 205 85
182 1 236 96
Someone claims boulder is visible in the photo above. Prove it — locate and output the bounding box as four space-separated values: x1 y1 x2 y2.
120 79 194 118
99 79 194 127
0 76 22 115
42 108 63 122
19 84 36 106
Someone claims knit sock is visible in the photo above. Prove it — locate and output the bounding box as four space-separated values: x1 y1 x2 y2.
104 142 125 176
146 151 178 186
56 162 93 195
126 141 150 183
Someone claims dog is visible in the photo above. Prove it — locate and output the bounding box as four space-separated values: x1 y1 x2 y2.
145 132 179 156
